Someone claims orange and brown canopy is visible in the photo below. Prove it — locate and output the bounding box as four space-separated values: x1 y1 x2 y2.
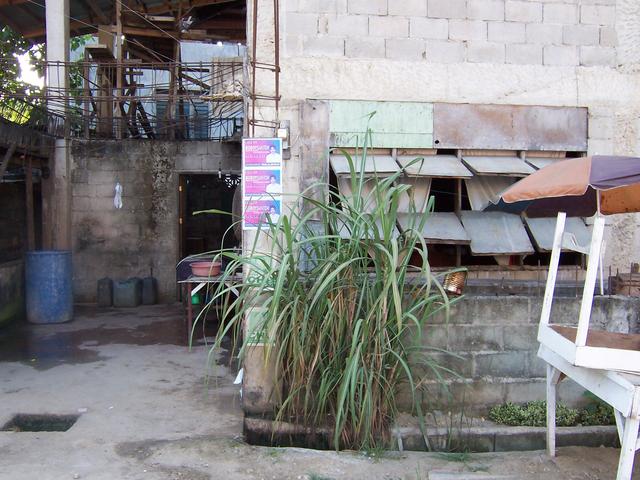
488 156 640 216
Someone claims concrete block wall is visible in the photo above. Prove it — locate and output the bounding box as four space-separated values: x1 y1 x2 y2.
69 140 241 303
283 0 617 66
401 295 640 414
0 183 26 263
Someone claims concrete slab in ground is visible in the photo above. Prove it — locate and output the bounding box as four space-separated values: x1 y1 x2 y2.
0 304 637 479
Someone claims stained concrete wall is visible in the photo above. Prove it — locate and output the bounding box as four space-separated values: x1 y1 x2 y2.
69 140 241 303
406 295 640 414
0 260 24 326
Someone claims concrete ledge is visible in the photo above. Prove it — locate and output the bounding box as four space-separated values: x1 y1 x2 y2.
393 425 618 452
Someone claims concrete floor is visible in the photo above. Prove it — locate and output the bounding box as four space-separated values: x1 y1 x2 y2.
0 304 637 479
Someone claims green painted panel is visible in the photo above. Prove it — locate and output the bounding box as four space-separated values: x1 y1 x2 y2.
329 100 434 148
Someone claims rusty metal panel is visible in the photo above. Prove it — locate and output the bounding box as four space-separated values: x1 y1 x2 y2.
433 104 588 151
460 211 534 255
525 217 591 252
462 156 535 176
330 155 399 176
397 155 473 178
398 212 470 245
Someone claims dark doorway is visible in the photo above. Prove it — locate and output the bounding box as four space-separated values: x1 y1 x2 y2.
179 174 241 258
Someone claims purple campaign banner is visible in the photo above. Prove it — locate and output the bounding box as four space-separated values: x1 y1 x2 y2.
245 169 281 195
243 138 283 167
244 198 281 228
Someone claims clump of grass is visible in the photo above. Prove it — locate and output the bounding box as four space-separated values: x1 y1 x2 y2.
197 124 459 451
488 398 614 427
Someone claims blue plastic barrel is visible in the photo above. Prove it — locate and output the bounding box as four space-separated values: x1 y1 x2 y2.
25 250 73 324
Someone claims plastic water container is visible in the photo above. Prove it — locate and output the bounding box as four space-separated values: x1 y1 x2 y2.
113 278 142 307
141 277 157 305
25 250 73 324
97 278 113 307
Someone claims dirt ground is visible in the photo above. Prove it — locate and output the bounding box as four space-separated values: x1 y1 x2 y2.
0 304 637 479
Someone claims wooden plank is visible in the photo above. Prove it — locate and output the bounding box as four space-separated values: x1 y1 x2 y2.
0 143 16 179
433 104 588 151
539 213 565 326
551 325 640 351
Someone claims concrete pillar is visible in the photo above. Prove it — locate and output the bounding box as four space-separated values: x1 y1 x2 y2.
44 0 72 250
45 0 69 114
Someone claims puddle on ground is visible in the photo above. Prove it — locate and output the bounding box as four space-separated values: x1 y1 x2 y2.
0 305 226 370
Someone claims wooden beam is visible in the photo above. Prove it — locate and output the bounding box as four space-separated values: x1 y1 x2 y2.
0 143 16 179
79 0 109 25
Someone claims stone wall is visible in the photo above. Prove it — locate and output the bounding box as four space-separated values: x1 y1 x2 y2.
69 140 241 303
406 295 640 414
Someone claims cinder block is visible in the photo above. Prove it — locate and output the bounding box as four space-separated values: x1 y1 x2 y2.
563 24 599 46
345 37 385 58
526 351 547 377
425 40 466 63
348 0 386 15
503 325 538 350
385 38 426 60
428 0 466 19
506 43 543 64
369 15 409 37
71 169 89 184
302 36 345 57
296 0 347 14
488 21 525 43
449 19 486 41
389 0 427 17
581 5 616 26
505 1 542 23
327 14 368 36
174 154 203 172
422 352 474 378
88 170 116 185
285 34 303 57
504 379 546 404
447 380 507 412
409 17 448 39
448 325 503 352
600 26 617 47
475 351 527 378
526 23 563 44
543 4 578 24
468 0 504 21
285 12 318 35
543 44 578 65
421 325 449 349
469 297 531 325
580 46 616 66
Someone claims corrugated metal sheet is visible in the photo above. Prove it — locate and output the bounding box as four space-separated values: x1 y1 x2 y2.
526 157 563 170
460 211 534 255
329 100 434 148
398 212 470 244
433 104 588 151
462 156 535 176
397 155 473 178
465 176 516 210
524 217 591 252
330 155 399 176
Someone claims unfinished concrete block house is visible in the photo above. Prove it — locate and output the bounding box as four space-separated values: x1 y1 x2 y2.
1 0 640 413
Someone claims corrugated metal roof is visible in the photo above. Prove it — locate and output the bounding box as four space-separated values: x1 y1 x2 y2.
397 155 473 178
397 212 470 244
460 211 534 255
461 156 535 177
526 157 563 170
524 217 591 252
330 155 399 176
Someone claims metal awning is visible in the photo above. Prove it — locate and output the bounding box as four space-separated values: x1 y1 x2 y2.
465 176 515 211
461 156 535 177
397 212 470 245
524 217 591 252
460 211 534 255
330 155 399 176
525 157 563 170
397 155 473 178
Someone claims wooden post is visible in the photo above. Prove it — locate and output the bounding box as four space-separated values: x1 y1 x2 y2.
25 155 35 251
83 50 90 139
115 0 123 139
